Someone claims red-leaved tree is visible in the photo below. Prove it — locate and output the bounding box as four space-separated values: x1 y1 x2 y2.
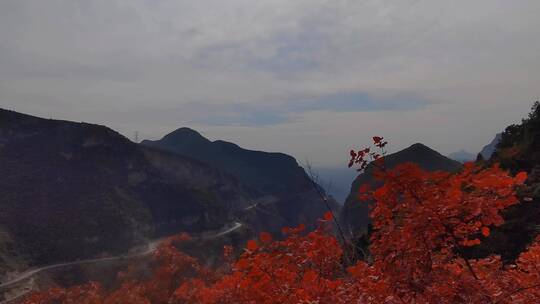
22 137 540 304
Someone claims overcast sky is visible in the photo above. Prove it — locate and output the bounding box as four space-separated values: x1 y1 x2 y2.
1 0 538 166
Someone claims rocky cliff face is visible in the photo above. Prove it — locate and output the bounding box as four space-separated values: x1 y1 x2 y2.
0 109 256 270
340 143 462 238
480 133 502 160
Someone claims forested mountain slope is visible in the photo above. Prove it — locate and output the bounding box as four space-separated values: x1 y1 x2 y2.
0 109 256 273
143 128 339 230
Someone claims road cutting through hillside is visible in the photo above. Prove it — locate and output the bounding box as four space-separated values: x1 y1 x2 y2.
0 221 244 303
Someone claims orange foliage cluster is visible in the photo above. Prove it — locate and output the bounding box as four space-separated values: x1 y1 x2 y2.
22 138 540 304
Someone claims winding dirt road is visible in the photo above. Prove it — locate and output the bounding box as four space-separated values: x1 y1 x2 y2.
0 239 161 290
0 221 244 303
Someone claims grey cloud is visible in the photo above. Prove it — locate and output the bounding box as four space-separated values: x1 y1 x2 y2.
0 0 539 165
86 91 429 128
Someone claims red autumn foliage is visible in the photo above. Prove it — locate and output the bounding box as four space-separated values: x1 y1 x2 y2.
22 137 540 303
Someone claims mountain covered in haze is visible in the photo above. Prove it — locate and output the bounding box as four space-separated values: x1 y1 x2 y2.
311 167 358 203
0 109 311 274
142 128 339 229
447 133 503 163
481 133 502 160
0 109 337 275
448 150 476 163
142 128 314 196
340 143 462 238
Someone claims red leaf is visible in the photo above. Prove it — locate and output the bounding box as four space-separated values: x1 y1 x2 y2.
323 211 334 221
246 240 258 251
516 171 528 184
481 227 490 237
359 183 371 193
259 232 272 243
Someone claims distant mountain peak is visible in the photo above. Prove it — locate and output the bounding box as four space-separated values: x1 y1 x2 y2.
341 142 462 237
141 127 339 230
381 142 461 170
409 142 429 149
406 143 437 153
448 150 476 163
401 143 452 159
142 128 308 195
163 127 208 141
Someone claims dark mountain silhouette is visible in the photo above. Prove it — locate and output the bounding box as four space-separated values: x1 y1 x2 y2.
142 128 339 229
0 109 260 272
468 102 540 261
143 128 313 195
340 143 462 238
493 102 540 172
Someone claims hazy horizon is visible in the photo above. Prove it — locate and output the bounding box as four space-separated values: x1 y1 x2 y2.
1 0 538 166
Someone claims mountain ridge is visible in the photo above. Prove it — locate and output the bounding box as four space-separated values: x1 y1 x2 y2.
340 142 462 238
142 127 339 229
0 109 259 274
